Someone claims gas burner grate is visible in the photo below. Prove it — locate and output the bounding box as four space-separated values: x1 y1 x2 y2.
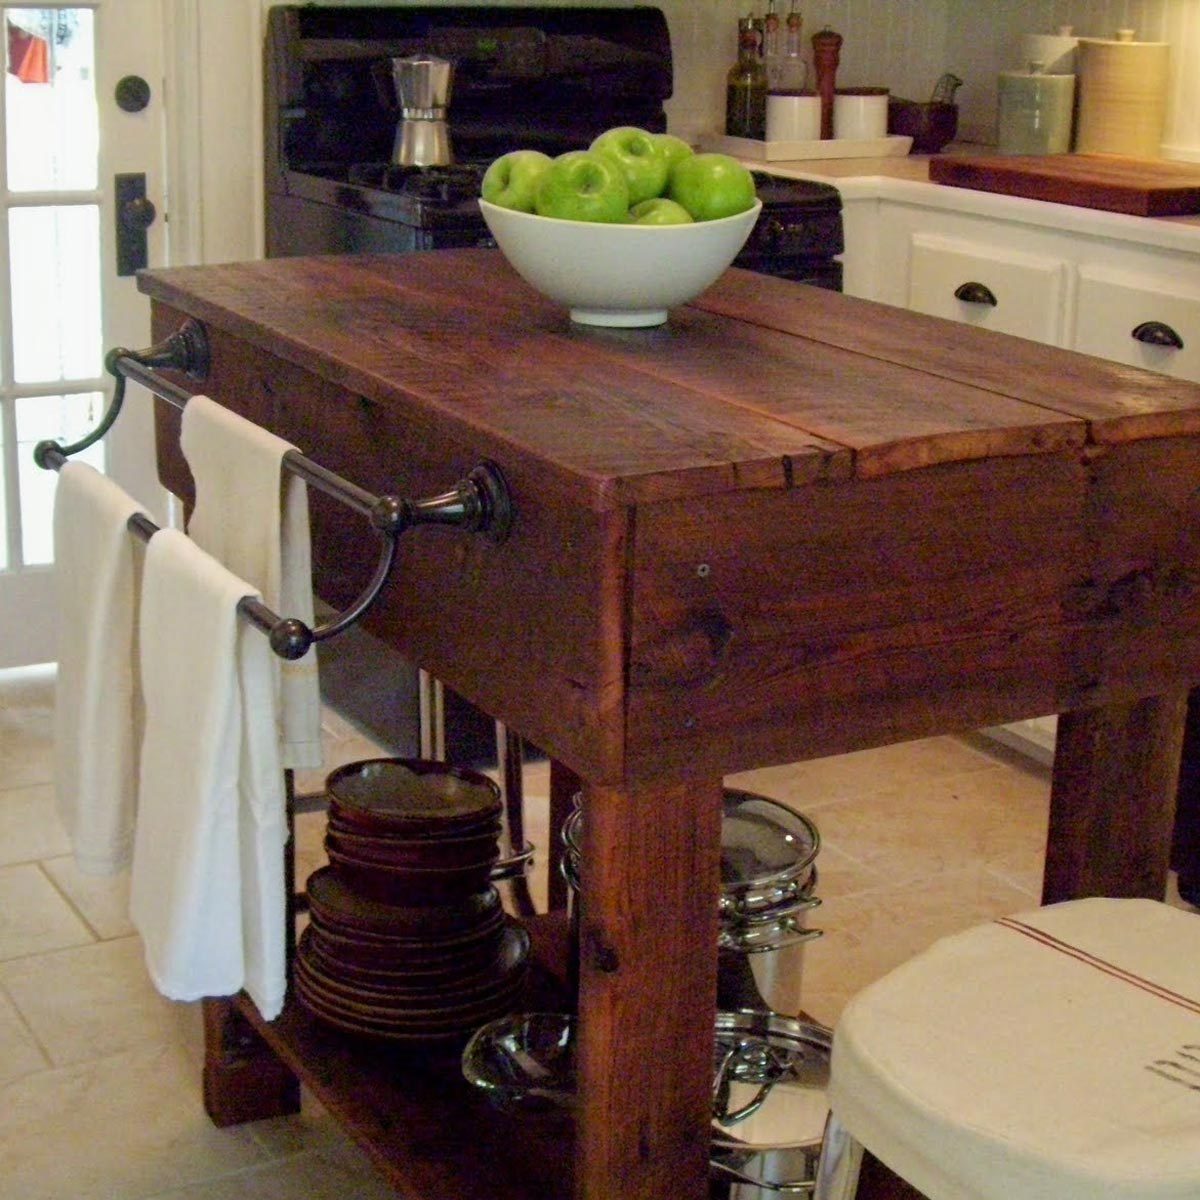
346 162 486 203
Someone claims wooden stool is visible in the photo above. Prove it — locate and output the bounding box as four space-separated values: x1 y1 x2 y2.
813 898 1200 1200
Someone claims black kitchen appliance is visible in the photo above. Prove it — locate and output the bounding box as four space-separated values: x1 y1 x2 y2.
264 4 844 288
263 4 844 759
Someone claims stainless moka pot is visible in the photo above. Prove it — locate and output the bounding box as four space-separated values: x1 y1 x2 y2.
391 55 454 167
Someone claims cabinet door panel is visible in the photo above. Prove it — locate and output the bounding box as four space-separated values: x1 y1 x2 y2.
1074 265 1200 383
907 233 1068 345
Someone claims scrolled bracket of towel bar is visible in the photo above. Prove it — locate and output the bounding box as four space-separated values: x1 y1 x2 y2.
34 319 517 661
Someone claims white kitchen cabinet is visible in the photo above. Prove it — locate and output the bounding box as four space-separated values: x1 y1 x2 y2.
907 233 1068 344
1073 264 1200 381
842 183 1200 385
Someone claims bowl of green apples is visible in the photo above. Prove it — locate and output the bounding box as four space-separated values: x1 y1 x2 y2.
478 127 762 328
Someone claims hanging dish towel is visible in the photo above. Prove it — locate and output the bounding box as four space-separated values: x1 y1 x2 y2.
180 395 322 770
52 462 144 875
130 528 287 1020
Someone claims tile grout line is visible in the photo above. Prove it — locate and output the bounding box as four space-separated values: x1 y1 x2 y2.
34 859 106 944
0 972 54 1072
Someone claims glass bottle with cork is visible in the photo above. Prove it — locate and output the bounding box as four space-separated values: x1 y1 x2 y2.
763 0 782 88
726 14 768 139
778 0 808 91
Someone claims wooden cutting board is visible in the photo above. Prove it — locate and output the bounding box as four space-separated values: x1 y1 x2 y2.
928 153 1200 217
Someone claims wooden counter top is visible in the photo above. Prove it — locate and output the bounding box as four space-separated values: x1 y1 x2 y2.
140 251 1200 506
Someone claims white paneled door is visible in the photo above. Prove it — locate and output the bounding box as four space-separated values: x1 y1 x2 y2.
1 0 165 667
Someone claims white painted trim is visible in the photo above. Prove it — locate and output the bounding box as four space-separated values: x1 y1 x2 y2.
163 0 203 265
250 2 267 259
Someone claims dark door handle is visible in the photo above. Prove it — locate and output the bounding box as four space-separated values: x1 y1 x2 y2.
1132 320 1184 350
122 196 157 230
954 281 998 306
114 173 156 276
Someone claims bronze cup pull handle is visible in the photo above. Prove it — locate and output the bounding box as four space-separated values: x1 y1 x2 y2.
1132 320 1184 350
954 281 997 307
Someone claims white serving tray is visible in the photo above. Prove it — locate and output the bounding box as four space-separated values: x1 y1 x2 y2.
703 133 913 161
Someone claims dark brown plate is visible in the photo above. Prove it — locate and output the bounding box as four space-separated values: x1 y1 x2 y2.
325 824 502 867
304 920 512 983
294 980 519 1043
306 914 508 974
305 902 506 950
326 758 502 833
294 955 527 1023
324 844 496 904
297 922 529 1004
305 866 500 936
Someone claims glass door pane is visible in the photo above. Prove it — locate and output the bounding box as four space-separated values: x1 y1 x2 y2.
10 204 101 382
6 8 96 190
2 6 102 572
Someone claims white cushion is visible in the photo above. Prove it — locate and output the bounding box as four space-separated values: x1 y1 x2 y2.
830 898 1200 1200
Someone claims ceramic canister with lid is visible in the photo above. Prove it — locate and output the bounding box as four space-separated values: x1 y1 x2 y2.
1075 29 1169 158
996 61 1075 155
1020 25 1079 76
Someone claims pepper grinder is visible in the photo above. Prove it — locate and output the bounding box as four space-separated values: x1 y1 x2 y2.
811 26 843 139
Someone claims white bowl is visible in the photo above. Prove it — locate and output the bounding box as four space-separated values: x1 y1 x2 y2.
478 198 763 328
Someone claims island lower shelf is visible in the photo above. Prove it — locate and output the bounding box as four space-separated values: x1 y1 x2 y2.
227 911 575 1200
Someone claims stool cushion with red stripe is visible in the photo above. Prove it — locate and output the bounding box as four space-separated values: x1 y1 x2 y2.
830 898 1200 1200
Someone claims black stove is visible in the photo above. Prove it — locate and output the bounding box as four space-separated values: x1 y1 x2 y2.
264 5 843 287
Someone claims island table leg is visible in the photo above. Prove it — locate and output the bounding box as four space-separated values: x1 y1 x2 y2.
574 776 723 1200
1044 692 1188 903
201 996 301 1127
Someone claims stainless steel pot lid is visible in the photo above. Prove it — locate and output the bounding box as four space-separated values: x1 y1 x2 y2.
563 790 820 899
720 790 820 895
711 1010 831 1152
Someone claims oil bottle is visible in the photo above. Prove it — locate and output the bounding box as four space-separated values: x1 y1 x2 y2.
726 15 768 139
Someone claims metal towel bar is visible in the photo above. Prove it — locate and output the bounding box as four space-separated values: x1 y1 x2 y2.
33 319 514 659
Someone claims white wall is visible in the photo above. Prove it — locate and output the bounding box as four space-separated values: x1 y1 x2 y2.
170 0 1200 267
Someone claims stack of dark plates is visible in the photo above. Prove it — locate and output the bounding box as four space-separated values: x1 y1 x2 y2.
294 758 530 1042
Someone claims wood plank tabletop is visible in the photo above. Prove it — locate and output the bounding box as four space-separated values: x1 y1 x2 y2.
139 249 1200 507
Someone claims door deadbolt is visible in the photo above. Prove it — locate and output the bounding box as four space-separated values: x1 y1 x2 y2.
115 75 152 112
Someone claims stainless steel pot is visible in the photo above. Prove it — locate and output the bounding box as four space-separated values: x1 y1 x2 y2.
711 1011 831 1197
391 55 454 167
562 790 823 1017
463 1008 832 1199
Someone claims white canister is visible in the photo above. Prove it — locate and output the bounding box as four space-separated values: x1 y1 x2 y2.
766 91 821 142
1020 26 1078 76
996 66 1075 155
832 87 889 141
1075 30 1169 158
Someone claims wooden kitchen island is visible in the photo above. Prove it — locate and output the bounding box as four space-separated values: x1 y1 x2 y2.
140 250 1200 1200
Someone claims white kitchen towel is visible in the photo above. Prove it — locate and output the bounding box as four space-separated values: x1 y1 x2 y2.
130 528 288 1020
180 395 322 769
52 461 144 875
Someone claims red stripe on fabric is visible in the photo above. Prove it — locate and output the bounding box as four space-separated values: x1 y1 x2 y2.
996 916 1200 1017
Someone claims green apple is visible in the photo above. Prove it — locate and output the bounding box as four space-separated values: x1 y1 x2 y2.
534 150 630 223
481 149 553 213
589 126 670 206
653 132 694 171
628 198 694 225
668 152 757 222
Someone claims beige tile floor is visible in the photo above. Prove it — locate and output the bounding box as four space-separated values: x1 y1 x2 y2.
0 662 1190 1198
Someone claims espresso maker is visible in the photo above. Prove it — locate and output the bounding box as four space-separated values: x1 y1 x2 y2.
391 55 454 167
